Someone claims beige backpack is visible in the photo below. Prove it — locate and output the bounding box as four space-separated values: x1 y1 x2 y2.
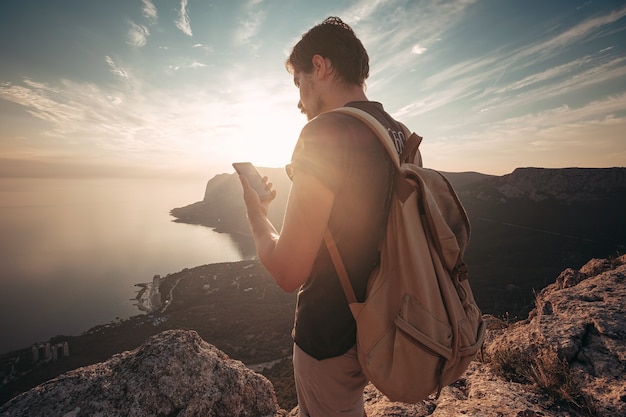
324 107 485 403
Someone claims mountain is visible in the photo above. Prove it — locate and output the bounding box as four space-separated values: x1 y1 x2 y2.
465 167 626 201
458 167 626 318
171 167 626 318
3 255 625 416
170 167 291 257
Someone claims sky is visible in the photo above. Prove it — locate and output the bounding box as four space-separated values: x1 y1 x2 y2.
1 0 625 179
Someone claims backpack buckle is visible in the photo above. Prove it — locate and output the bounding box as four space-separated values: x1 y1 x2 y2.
454 263 469 281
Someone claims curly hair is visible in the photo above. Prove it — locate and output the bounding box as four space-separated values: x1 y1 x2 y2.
285 17 369 87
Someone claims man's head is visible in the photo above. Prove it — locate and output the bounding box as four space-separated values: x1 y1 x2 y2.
285 17 369 88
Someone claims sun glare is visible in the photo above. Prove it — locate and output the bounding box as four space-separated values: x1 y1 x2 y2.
225 100 304 169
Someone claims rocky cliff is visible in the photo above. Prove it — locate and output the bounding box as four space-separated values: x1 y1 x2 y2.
170 167 290 237
2 255 624 416
465 167 626 202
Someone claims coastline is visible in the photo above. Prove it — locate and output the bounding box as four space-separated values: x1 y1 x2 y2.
1 259 297 407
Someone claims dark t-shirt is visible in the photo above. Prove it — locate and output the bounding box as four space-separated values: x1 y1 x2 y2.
289 101 405 360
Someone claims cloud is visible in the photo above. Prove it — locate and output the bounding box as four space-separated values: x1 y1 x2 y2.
411 44 427 55
420 94 626 174
105 56 128 79
390 4 626 122
353 0 478 81
236 0 265 44
472 56 626 116
175 0 193 37
168 61 209 71
341 0 387 24
0 68 301 176
519 5 626 64
492 93 626 132
141 0 158 23
490 56 593 94
126 20 150 47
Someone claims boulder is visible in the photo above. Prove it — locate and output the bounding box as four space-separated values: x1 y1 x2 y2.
487 255 626 416
0 330 280 417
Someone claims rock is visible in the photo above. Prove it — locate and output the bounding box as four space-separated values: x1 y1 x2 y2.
487 255 626 416
0 330 280 417
363 255 626 416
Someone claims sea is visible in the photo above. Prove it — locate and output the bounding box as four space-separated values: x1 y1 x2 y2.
0 177 250 355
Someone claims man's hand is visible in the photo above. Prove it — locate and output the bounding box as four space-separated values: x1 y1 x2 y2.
238 174 276 217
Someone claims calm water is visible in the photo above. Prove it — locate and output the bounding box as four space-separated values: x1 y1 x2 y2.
0 177 249 354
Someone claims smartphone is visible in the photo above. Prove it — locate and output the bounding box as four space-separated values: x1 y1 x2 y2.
232 162 273 201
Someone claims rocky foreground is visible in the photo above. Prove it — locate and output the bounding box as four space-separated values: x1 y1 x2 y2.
1 255 625 417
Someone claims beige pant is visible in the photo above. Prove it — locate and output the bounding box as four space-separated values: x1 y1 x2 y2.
293 343 368 417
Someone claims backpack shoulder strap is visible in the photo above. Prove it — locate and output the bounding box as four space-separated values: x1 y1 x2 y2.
331 106 423 168
324 106 422 311
332 107 401 170
324 230 357 304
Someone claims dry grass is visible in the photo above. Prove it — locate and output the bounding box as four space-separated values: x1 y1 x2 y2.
489 344 597 416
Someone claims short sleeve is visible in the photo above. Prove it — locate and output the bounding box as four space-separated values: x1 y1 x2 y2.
288 116 348 193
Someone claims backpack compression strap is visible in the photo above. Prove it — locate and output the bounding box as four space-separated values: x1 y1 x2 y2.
324 230 358 305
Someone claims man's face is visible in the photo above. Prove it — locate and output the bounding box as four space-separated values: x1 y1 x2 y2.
293 70 322 121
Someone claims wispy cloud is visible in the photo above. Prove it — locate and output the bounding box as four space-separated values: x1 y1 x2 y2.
175 0 193 37
1 0 623 177
169 61 209 71
485 93 626 134
421 93 626 173
391 5 626 120
351 0 479 81
141 0 157 23
236 0 265 44
475 57 626 114
488 56 593 94
0 69 300 173
105 56 128 79
411 45 427 55
515 5 626 67
341 0 387 23
126 20 149 47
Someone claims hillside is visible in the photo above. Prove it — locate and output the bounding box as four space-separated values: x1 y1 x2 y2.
2 255 625 416
171 167 626 318
0 261 297 409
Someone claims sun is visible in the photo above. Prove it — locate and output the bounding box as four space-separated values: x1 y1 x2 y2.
228 102 304 169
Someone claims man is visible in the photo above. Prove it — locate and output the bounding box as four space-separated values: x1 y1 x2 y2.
237 16 407 417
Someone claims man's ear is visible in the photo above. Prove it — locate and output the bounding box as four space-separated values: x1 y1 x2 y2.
311 54 333 79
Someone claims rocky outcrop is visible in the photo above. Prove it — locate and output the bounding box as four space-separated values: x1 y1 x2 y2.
312 255 626 417
2 256 625 416
170 167 290 235
0 330 280 417
485 255 626 416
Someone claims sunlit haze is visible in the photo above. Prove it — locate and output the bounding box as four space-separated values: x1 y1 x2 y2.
1 0 625 179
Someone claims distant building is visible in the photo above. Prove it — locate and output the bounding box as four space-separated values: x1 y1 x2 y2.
32 341 70 362
150 275 162 309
